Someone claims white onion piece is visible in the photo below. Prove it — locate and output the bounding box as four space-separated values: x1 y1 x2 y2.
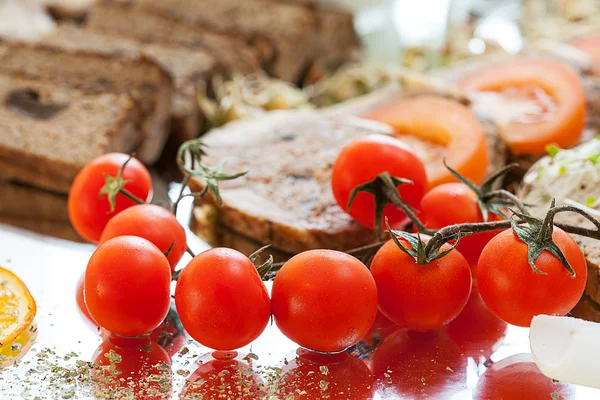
530 315 600 388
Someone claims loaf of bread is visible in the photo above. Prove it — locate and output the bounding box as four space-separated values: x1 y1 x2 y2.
0 73 137 193
0 43 172 164
85 3 263 76
37 24 221 142
135 0 321 83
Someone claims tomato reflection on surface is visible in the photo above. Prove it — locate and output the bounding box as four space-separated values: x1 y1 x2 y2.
371 329 467 399
277 348 375 400
472 353 575 400
150 302 186 358
445 286 507 359
91 333 172 400
179 351 265 399
362 311 402 348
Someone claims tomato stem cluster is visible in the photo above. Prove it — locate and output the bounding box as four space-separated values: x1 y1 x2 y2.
346 163 600 273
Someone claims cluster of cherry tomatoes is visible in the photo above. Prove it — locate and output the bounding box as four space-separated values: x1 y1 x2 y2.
331 134 587 330
70 127 587 363
68 153 373 356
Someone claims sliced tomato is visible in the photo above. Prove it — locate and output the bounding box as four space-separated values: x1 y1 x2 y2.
364 95 489 188
459 59 586 155
571 34 600 77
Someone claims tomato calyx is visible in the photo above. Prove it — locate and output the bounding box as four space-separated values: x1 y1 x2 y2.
176 139 247 207
510 200 600 277
444 161 527 221
98 154 144 212
386 219 467 265
347 171 424 238
248 245 275 280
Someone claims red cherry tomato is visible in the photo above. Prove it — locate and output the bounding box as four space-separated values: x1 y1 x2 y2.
420 182 502 268
85 236 171 336
370 236 472 330
100 204 186 271
477 227 587 327
331 134 428 230
472 354 575 400
445 285 507 359
277 348 375 400
180 357 264 399
174 248 270 351
75 272 97 328
371 330 467 399
68 153 152 242
92 333 172 400
271 249 378 353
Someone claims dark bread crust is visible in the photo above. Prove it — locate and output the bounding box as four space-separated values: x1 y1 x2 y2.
0 42 173 164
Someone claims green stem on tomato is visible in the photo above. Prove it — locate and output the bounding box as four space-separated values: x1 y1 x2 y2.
119 188 144 205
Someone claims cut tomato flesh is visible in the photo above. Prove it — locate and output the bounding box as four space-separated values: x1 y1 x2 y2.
471 85 557 125
459 59 586 155
364 95 489 188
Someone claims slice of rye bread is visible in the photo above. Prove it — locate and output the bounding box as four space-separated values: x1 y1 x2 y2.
0 42 172 164
0 73 138 193
0 180 82 242
36 24 220 142
85 3 263 76
0 181 69 223
188 110 391 254
135 0 320 83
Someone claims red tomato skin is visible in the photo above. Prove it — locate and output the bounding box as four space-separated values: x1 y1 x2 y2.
370 237 472 330
420 182 501 268
85 236 171 337
174 248 270 351
100 204 186 270
68 153 152 242
331 134 428 230
76 272 98 328
271 250 378 353
477 227 587 327
472 354 575 400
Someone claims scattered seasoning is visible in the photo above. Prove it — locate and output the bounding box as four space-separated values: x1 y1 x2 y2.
319 380 329 391
319 365 329 376
179 347 189 356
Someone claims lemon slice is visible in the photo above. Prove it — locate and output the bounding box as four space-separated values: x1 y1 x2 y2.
0 322 37 368
0 266 36 353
